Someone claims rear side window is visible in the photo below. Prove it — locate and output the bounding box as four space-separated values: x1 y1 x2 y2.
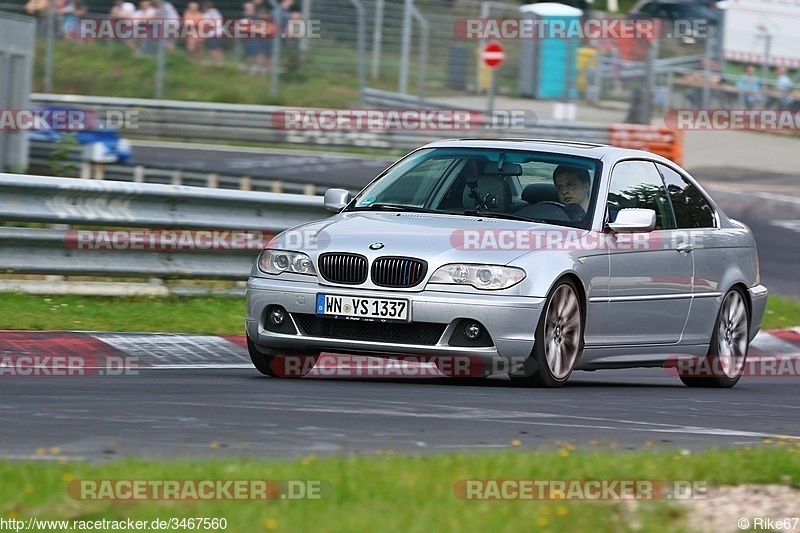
607 160 675 230
657 164 715 228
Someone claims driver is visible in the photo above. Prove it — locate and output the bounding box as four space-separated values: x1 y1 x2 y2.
553 165 590 222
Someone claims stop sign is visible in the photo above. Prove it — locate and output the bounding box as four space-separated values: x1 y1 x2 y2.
482 41 505 69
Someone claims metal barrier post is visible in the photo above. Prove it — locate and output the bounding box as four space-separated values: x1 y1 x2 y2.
349 0 366 102
398 0 412 94
44 0 54 92
410 6 428 102
155 39 166 99
267 0 282 99
371 0 384 79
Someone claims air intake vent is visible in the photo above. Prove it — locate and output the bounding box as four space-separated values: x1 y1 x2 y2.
294 314 446 345
371 257 427 288
318 253 368 285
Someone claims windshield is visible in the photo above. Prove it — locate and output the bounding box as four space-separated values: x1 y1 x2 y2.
348 147 602 229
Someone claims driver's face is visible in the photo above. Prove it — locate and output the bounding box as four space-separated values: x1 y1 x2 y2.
554 173 588 208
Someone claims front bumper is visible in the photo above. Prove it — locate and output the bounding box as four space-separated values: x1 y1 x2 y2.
245 276 544 366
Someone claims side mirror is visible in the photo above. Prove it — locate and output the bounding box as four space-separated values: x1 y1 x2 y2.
324 188 352 213
608 208 656 233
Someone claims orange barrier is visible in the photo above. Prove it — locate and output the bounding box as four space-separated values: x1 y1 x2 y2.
608 124 684 165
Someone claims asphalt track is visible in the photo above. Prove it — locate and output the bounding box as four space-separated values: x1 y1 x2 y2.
130 141 393 189
1 331 799 460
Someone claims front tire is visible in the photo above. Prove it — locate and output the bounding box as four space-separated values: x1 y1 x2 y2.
247 336 319 378
511 279 584 388
247 335 277 376
680 288 749 388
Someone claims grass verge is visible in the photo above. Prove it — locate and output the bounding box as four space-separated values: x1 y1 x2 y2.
1 447 798 532
761 294 800 330
0 292 798 334
0 293 245 334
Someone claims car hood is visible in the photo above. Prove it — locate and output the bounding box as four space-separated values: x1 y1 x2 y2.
274 211 589 265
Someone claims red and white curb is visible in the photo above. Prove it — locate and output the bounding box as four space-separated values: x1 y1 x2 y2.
0 329 798 373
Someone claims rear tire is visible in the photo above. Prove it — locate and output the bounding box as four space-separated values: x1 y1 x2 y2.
510 278 584 388
680 288 749 388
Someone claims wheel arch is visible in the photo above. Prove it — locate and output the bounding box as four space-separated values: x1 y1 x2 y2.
547 272 588 323
728 281 753 327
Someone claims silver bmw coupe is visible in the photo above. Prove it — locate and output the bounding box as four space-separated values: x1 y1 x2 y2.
245 139 767 388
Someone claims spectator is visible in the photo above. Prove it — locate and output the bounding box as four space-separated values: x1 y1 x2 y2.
202 1 224 66
685 59 724 108
131 0 158 54
183 2 204 61
64 0 86 40
240 2 259 73
110 0 135 50
25 0 48 15
276 0 302 69
110 0 135 19
774 66 795 108
736 65 762 109
59 0 75 38
159 0 179 21
256 5 276 73
277 0 293 30
26 0 52 37
154 0 180 51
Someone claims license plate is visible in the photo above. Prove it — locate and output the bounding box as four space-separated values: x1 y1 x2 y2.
316 294 409 321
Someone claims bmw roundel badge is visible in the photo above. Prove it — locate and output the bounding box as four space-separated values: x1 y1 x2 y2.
369 242 384 250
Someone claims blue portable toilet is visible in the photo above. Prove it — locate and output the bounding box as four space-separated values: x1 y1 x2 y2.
518 3 583 100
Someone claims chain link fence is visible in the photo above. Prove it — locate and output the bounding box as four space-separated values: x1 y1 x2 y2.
2 0 756 116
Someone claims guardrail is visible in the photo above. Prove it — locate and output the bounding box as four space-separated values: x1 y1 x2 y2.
31 93 407 149
0 173 330 279
30 93 684 162
28 141 330 196
594 53 705 80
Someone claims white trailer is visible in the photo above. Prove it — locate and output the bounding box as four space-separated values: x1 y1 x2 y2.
722 0 800 68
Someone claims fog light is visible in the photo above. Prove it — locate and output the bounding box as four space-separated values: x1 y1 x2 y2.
269 307 286 326
464 323 481 339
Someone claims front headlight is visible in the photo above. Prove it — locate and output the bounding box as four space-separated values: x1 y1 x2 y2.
258 250 316 275
428 264 525 290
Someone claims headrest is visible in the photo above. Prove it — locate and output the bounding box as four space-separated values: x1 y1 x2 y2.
522 183 560 204
463 175 512 211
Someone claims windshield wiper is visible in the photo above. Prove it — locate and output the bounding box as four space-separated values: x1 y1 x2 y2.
350 203 435 213
457 210 547 223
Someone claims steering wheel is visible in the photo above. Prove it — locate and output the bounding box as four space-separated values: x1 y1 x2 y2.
514 201 571 222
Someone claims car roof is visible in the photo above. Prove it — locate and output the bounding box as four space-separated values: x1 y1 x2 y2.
419 138 674 164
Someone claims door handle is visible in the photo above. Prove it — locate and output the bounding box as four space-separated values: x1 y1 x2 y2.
676 243 694 253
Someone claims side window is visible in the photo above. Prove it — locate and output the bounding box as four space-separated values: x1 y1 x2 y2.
607 160 675 230
375 158 451 206
657 164 716 228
